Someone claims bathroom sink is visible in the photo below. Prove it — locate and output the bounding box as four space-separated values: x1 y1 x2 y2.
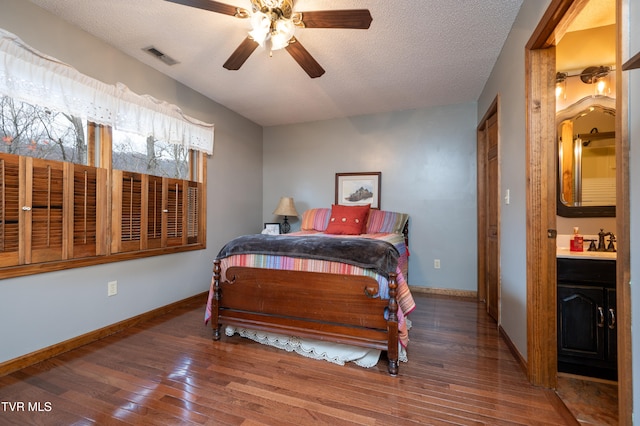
556 233 616 260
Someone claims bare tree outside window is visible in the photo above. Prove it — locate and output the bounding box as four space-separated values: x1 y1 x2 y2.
112 129 188 179
0 95 87 164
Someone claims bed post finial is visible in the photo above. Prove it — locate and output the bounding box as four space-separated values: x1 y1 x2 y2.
212 259 222 341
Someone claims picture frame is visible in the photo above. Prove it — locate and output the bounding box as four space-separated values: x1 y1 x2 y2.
335 172 381 209
263 222 281 235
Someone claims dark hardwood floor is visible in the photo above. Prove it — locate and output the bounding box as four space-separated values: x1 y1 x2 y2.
0 293 584 425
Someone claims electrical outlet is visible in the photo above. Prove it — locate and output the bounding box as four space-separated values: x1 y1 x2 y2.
107 280 118 296
434 259 441 269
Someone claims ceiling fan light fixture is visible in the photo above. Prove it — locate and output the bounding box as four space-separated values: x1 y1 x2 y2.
248 0 295 52
249 11 271 46
166 0 371 78
271 18 296 50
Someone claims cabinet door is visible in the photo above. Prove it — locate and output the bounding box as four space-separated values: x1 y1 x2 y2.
557 285 605 361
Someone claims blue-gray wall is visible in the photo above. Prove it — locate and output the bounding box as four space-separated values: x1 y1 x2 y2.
0 0 263 364
262 104 478 291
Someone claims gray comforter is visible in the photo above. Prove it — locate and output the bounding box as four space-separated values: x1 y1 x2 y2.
216 234 399 278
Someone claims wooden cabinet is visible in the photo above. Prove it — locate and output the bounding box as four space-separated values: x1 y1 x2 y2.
557 258 616 380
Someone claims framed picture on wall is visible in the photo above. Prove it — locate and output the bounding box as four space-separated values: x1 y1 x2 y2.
335 172 381 209
263 223 281 235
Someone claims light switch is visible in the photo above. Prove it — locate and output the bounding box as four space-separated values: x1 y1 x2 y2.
505 189 510 205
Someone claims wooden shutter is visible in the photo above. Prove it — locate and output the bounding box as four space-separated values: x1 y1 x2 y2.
68 164 108 258
187 181 200 245
0 154 20 266
112 170 143 253
29 158 65 264
147 175 163 249
165 178 185 247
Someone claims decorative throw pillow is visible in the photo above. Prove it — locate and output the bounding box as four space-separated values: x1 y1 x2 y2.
300 208 331 231
325 204 370 235
366 209 409 234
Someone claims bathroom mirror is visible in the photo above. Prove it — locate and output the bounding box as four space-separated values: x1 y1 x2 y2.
557 96 616 217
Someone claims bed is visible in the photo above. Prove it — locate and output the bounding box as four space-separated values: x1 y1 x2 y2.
205 205 414 375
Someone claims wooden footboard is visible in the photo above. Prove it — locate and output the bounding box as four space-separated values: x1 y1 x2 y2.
211 259 400 375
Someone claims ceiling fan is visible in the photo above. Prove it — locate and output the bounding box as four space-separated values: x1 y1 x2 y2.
165 0 372 78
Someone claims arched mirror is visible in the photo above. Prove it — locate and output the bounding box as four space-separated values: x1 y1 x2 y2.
557 96 615 217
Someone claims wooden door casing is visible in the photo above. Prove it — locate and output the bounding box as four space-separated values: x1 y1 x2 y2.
486 112 500 322
477 100 500 323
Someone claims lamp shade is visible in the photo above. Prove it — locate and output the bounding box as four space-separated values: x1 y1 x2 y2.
273 196 298 217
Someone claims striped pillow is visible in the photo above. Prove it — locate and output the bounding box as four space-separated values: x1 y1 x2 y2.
366 210 409 234
300 208 331 231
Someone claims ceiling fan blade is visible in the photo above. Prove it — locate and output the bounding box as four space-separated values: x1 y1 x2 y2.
223 37 259 70
285 37 325 78
165 0 246 17
296 10 372 29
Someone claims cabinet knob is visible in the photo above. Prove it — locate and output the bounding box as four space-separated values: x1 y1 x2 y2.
22 206 31 211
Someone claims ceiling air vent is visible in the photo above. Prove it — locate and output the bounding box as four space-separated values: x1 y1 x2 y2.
143 46 179 66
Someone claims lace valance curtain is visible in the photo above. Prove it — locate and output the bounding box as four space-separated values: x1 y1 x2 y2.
0 28 214 154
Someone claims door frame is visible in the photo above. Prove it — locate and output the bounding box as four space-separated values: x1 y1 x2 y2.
477 96 500 319
525 0 631 422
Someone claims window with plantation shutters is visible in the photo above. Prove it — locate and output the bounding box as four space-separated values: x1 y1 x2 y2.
0 31 209 279
0 145 205 279
0 153 112 268
111 170 203 254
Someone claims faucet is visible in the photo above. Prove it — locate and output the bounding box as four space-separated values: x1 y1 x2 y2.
607 233 617 252
597 229 616 252
597 229 607 251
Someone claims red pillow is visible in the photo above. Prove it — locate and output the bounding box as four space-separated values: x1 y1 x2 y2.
325 204 370 235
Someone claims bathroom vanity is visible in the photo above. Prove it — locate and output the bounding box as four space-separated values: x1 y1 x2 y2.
556 250 617 381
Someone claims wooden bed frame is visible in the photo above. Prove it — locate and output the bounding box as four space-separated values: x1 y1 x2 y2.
211 259 400 375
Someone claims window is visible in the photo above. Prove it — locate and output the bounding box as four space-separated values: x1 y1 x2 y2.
0 29 212 279
112 129 189 179
1 96 88 164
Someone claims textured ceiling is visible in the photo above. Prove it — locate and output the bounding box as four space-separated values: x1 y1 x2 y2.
26 0 524 126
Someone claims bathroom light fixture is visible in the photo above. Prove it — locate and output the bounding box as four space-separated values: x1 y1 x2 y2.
580 65 611 96
555 72 568 99
579 66 611 84
555 65 613 98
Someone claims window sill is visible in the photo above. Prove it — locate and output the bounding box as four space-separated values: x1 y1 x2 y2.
0 243 206 280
